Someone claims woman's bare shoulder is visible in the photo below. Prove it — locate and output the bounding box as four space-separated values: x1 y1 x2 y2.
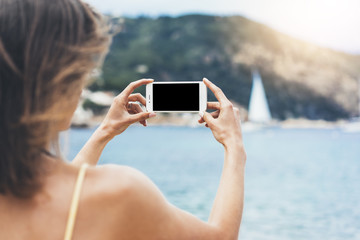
92 164 173 235
81 163 166 210
74 164 222 240
83 164 147 201
73 164 160 239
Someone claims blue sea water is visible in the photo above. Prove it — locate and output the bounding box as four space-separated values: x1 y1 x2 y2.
65 126 360 240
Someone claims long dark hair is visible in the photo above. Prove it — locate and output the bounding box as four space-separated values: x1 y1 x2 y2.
0 0 111 198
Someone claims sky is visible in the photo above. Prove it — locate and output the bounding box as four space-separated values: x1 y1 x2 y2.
84 0 360 54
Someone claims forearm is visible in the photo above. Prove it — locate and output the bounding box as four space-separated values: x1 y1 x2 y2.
72 124 113 166
208 142 246 240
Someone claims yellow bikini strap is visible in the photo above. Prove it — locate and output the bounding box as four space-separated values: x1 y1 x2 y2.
64 163 89 240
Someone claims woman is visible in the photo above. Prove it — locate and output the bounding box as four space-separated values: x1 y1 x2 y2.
0 0 246 239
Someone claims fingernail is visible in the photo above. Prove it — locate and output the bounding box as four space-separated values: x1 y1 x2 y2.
203 78 209 82
198 112 204 118
149 112 156 118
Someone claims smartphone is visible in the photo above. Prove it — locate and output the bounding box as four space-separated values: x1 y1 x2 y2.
146 81 207 113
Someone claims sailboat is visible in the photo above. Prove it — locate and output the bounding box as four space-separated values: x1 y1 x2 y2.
248 69 272 123
243 69 273 131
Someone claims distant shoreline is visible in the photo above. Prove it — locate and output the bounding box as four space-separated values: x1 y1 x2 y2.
71 112 356 130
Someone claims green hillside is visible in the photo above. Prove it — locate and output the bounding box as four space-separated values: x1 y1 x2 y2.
91 14 360 120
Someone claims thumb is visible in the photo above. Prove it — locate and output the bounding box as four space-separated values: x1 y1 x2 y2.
129 112 156 124
201 112 214 126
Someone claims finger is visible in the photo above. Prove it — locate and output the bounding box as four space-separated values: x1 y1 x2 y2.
128 93 146 106
127 102 146 126
211 110 220 118
127 102 133 110
127 102 142 114
201 112 214 127
199 110 220 123
127 102 136 113
203 78 230 104
120 79 154 100
128 111 156 124
207 102 220 110
132 103 147 126
128 109 137 114
198 110 219 123
128 102 142 112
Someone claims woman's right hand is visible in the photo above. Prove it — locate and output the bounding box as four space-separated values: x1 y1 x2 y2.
100 79 156 140
198 78 243 149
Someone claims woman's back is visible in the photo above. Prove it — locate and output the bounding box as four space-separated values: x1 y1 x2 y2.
0 162 142 240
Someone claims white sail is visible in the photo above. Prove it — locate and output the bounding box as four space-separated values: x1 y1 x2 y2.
248 69 272 123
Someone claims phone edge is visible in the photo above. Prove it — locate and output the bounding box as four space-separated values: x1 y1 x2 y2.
200 82 207 113
146 83 153 112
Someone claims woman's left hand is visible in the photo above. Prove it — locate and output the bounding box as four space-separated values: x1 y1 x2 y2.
100 78 156 140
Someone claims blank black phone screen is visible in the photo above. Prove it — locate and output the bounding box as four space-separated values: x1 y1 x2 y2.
153 83 199 111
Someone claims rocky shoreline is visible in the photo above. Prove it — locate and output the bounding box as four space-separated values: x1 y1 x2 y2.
71 90 358 131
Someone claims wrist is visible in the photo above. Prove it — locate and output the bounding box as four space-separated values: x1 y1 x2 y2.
223 138 246 163
223 136 242 150
95 123 114 144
